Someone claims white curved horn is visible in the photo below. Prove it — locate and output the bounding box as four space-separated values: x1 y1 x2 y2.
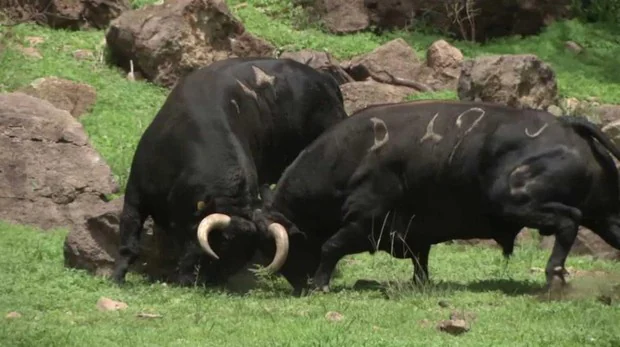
196 213 231 260
264 222 289 273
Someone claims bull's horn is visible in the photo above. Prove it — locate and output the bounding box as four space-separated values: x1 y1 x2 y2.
196 213 231 260
264 222 289 273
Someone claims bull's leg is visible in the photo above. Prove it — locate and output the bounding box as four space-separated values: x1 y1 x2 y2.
501 202 581 287
586 214 620 250
112 199 147 285
411 244 431 286
312 220 373 292
176 239 204 286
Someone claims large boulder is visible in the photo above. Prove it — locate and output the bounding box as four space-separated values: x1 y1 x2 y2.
411 0 572 42
105 0 275 88
1 0 130 29
340 80 415 115
344 38 421 82
279 49 354 85
341 38 463 92
17 77 97 119
597 105 620 149
426 39 464 90
595 104 620 126
297 0 572 41
0 93 119 231
63 197 179 281
540 227 620 261
457 54 558 110
315 0 370 34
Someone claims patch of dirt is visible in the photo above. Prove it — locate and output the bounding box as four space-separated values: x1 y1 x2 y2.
5 311 21 319
325 311 344 322
537 271 620 303
96 297 127 311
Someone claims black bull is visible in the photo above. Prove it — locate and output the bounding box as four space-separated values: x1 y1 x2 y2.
261 100 620 295
111 57 347 286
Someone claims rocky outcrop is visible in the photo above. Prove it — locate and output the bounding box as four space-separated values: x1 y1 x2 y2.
296 0 572 41
105 0 275 88
17 77 97 118
279 49 354 85
457 54 558 110
62 197 180 280
340 80 415 115
0 92 119 231
1 0 130 29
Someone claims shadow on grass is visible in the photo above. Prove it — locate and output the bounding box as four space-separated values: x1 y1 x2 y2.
346 277 546 298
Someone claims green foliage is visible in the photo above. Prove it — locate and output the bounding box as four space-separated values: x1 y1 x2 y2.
406 90 459 101
573 0 620 24
0 24 168 189
1 221 620 346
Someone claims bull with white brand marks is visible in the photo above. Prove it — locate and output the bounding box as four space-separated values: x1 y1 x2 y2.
261 100 620 295
111 57 347 286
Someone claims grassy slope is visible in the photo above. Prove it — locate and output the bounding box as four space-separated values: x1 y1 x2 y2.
1 0 620 345
1 222 619 346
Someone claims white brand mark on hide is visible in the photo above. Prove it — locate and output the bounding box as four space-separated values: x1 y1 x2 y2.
230 99 240 114
252 65 276 86
448 107 486 163
419 113 443 143
368 117 389 152
525 123 548 138
236 79 258 100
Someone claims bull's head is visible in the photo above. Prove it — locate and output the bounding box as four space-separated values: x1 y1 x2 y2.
195 212 290 274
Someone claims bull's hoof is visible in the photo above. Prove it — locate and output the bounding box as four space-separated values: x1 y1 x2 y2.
545 266 569 290
321 285 330 293
177 275 198 287
292 286 311 297
110 271 126 286
413 275 429 288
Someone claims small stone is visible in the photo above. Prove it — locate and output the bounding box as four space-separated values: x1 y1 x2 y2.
18 46 42 59
437 319 470 335
547 105 563 116
419 319 432 328
25 36 45 46
564 97 581 113
597 295 612 306
564 41 583 54
325 311 344 322
96 297 128 311
450 310 476 322
438 300 450 308
136 312 162 318
6 311 21 319
73 49 95 61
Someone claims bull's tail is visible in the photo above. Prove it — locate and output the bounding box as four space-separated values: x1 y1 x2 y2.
560 115 620 162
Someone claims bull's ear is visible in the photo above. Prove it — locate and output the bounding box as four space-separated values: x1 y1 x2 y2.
194 198 215 217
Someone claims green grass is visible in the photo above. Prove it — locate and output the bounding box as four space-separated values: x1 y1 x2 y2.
1 222 620 346
2 0 620 345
